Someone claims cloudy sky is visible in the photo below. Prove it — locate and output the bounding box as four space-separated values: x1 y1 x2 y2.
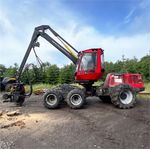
0 0 150 67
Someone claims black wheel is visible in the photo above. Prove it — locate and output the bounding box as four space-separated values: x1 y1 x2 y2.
111 85 136 109
99 95 111 103
44 90 62 109
67 88 85 109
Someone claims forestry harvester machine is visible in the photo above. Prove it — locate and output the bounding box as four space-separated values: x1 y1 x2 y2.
3 25 144 109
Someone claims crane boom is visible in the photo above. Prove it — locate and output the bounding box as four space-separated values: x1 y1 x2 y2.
16 25 78 80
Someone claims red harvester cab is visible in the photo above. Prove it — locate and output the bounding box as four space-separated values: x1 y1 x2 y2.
75 48 105 82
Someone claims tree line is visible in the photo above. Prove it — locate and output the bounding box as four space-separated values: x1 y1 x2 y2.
0 54 150 84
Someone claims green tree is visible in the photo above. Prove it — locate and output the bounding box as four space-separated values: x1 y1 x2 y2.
137 55 150 82
46 64 60 84
59 64 75 84
0 64 6 72
104 62 115 73
4 63 18 77
114 60 125 73
125 57 138 73
0 64 6 76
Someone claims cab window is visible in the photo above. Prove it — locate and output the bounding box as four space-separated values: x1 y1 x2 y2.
79 52 97 72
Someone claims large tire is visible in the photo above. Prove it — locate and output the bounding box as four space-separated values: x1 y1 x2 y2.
111 85 136 109
44 90 62 109
99 95 111 103
67 88 85 109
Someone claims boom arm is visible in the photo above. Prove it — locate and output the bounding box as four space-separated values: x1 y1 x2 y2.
16 25 78 81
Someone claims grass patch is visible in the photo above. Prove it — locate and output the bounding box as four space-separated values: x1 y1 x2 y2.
32 83 54 91
137 94 150 99
137 83 150 99
144 83 150 92
25 83 56 93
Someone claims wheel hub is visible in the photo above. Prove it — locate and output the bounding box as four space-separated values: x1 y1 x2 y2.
120 92 127 100
46 94 57 106
70 94 82 106
119 90 133 105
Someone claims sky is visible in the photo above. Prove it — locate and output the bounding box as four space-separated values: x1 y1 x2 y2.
0 0 150 68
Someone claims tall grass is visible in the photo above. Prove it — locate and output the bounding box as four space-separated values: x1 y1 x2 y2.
144 83 150 92
32 83 54 91
25 83 56 93
136 83 150 98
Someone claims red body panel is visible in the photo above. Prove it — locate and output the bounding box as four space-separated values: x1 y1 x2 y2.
75 48 104 81
104 73 144 90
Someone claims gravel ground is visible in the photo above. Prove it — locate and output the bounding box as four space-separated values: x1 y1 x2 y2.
0 94 150 149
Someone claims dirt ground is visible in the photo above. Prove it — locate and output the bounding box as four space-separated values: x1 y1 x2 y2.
0 94 149 149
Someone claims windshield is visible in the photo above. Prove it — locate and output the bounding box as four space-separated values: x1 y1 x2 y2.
101 53 105 69
79 52 97 72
